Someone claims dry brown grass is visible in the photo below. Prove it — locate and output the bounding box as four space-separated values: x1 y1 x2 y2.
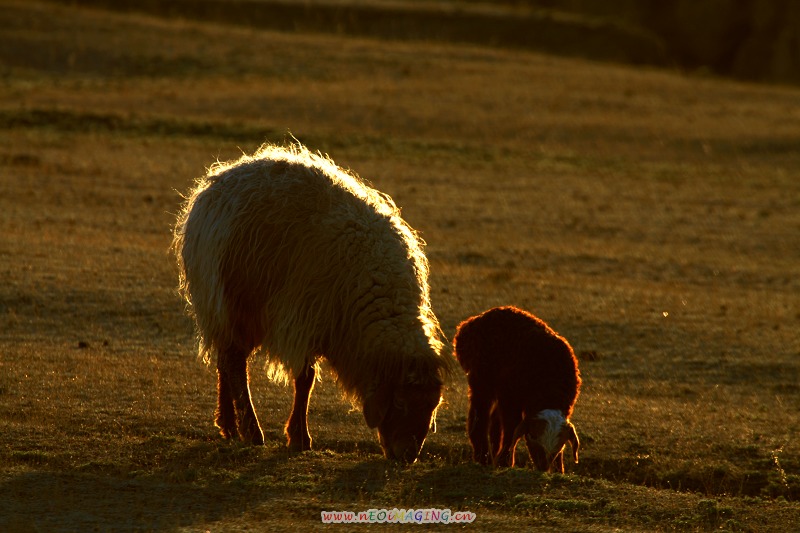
1 1 798 530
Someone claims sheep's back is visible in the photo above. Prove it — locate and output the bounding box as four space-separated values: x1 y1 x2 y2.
454 306 580 415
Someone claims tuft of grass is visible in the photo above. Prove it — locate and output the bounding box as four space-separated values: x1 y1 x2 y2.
10 450 55 466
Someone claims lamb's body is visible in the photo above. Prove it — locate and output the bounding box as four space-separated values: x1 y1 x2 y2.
453 306 581 471
173 143 449 462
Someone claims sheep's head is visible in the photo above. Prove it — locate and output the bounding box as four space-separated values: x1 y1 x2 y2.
514 409 579 473
363 376 443 464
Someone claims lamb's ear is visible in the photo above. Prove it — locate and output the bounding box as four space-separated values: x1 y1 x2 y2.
363 384 393 428
564 421 580 463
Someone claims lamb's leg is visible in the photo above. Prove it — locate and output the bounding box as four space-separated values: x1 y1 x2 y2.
493 404 522 467
466 386 492 465
285 362 315 452
489 404 502 459
553 449 565 474
218 347 264 445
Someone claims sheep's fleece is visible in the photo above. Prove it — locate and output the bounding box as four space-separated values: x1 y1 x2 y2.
173 142 448 398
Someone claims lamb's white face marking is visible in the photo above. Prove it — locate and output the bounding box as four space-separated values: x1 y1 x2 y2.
536 409 566 455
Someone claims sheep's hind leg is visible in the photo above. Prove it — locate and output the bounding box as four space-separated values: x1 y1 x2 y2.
286 363 315 452
218 347 264 445
215 366 237 439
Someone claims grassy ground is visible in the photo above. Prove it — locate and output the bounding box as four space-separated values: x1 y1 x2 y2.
1 1 799 531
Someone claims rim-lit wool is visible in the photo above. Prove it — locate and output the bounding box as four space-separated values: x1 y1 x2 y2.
172 142 450 401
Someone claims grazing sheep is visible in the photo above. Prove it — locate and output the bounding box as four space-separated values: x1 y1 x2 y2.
172 142 451 463
453 306 581 472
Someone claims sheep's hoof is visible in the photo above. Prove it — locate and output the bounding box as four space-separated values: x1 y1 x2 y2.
218 428 235 440
287 436 312 452
239 430 264 446
238 424 265 446
215 413 237 440
474 453 491 466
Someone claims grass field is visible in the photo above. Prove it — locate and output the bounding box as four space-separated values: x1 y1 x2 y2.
1 1 799 531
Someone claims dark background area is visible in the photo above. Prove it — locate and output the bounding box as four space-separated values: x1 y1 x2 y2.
49 0 800 85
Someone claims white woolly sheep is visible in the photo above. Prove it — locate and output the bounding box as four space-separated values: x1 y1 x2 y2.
172 142 451 463
453 306 581 472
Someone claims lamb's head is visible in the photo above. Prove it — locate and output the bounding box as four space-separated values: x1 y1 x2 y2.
363 368 443 464
514 409 580 473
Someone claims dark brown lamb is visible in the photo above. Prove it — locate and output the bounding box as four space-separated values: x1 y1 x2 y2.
453 306 581 472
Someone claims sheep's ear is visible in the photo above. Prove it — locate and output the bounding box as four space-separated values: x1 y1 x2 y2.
363 384 392 428
404 358 445 388
564 421 580 463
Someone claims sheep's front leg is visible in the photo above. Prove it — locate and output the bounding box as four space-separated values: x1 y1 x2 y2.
285 363 315 452
466 386 493 465
218 347 264 445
